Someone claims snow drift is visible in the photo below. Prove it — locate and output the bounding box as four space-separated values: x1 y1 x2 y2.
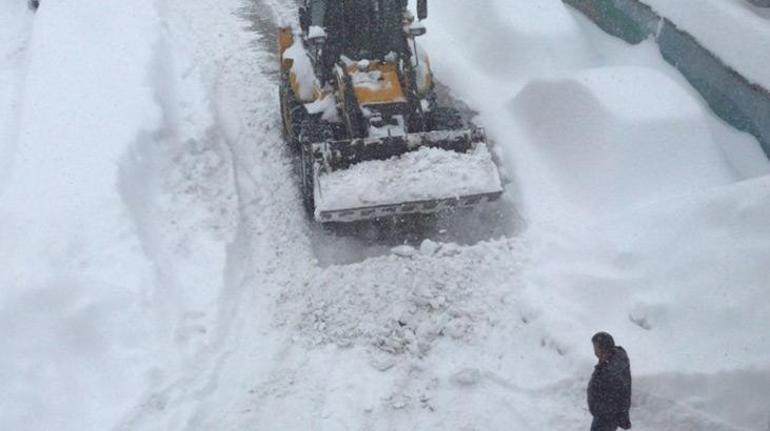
510 66 737 220
423 1 770 428
424 0 595 84
0 1 237 430
0 1 162 429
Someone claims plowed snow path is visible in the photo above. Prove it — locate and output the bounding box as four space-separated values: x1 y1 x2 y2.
114 1 542 430
0 0 33 193
113 0 316 429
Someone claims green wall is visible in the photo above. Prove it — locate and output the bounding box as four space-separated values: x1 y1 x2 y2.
564 0 770 158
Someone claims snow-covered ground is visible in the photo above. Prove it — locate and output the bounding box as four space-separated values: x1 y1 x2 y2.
0 0 32 191
1 0 769 430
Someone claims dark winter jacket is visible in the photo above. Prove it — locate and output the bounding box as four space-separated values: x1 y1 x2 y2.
587 346 632 426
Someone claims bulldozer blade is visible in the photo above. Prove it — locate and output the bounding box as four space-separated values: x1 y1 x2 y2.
315 191 502 223
310 129 503 223
311 128 487 171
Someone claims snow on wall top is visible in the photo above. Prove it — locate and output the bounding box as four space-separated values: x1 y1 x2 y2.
642 0 770 90
315 144 502 213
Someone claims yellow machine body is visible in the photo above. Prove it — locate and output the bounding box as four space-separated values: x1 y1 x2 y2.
346 62 407 106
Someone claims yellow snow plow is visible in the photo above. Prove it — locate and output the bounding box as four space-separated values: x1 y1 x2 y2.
278 0 503 223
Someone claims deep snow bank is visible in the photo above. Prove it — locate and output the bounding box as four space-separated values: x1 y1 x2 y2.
0 0 241 428
0 1 162 430
510 66 737 221
502 40 770 431
519 175 770 430
422 0 770 428
507 65 770 376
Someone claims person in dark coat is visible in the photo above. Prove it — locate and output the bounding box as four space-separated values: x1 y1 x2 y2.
587 332 632 430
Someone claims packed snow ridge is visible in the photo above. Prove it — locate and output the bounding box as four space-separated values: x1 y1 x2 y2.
277 238 525 358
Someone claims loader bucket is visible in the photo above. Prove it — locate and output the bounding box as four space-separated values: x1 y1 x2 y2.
310 129 503 223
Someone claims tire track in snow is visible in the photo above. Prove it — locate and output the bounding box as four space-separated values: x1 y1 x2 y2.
0 3 35 196
138 2 534 429
180 1 329 426
115 0 318 429
114 9 242 431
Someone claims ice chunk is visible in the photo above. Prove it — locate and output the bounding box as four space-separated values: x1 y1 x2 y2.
419 239 440 256
304 93 339 122
307 25 327 40
391 245 417 258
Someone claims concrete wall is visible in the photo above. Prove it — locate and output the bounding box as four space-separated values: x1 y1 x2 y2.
564 0 770 158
